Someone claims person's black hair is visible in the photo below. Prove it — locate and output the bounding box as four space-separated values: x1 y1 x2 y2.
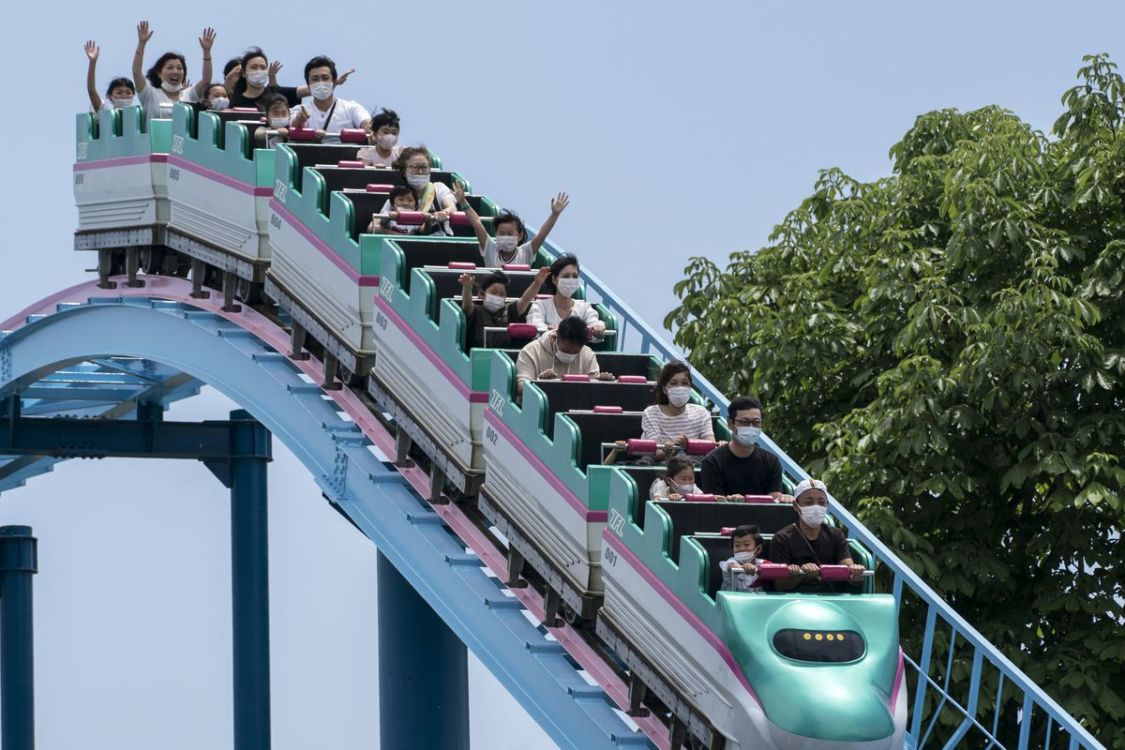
387 185 417 206
370 108 400 132
556 315 589 345
730 524 762 548
105 77 136 97
494 211 527 244
146 51 187 88
479 271 510 293
545 253 580 294
232 47 270 98
258 93 290 115
223 57 241 77
727 395 762 420
662 456 695 483
653 361 692 405
303 55 337 83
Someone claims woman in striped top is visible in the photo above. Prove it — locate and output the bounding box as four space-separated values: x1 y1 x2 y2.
640 362 715 457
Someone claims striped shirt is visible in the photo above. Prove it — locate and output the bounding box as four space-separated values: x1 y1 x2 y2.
640 404 714 443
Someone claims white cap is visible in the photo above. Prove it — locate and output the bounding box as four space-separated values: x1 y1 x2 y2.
793 478 827 499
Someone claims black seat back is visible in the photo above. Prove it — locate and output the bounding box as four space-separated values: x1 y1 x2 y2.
286 143 363 170
689 534 732 598
556 412 643 470
535 382 652 425
424 267 540 300
318 167 457 194
392 239 484 293
592 353 660 379
653 501 795 562
214 109 264 125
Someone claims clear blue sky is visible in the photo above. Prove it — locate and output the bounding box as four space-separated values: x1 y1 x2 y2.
1 2 1122 747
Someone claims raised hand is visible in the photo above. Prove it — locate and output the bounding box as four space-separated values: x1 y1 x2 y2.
85 40 99 62
533 267 551 285
550 192 569 215
457 272 475 288
268 60 282 85
452 182 466 205
199 27 216 52
137 20 153 44
335 68 356 86
291 106 310 128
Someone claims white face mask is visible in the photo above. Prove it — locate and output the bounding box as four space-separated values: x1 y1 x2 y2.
556 277 580 298
734 425 761 447
666 386 691 408
269 117 290 128
494 235 519 252
676 482 697 495
210 97 229 111
247 70 270 88
733 551 757 564
555 343 578 364
160 80 184 94
376 133 398 149
483 294 506 313
406 174 429 189
310 81 334 101
111 97 135 109
799 504 827 526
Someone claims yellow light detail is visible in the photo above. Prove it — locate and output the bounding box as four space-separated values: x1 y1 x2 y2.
803 633 811 641
826 633 835 641
814 633 823 641
838 633 845 640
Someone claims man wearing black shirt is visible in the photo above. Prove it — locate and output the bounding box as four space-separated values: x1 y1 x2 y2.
699 396 790 499
770 479 866 592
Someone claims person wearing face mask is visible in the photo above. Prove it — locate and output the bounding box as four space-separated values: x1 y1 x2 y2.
514 316 614 398
719 525 766 593
452 184 570 268
131 21 216 121
84 40 137 112
227 48 349 110
357 109 404 167
769 479 866 592
640 362 715 461
253 94 295 148
649 457 702 501
699 396 788 500
289 55 370 144
526 255 607 336
382 147 458 235
458 268 547 348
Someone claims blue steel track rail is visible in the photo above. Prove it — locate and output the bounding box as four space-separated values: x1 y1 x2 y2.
0 282 654 750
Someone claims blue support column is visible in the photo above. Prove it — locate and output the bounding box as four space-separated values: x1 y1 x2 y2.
0 525 38 750
377 551 469 750
228 411 272 750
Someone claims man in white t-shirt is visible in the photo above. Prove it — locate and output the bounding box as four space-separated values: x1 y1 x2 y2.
290 55 370 143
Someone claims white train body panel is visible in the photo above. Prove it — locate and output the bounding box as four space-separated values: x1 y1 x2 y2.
166 159 269 263
267 200 373 355
74 157 166 233
371 290 481 473
481 409 602 597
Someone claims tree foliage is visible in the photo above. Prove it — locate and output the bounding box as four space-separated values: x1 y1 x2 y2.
667 55 1125 746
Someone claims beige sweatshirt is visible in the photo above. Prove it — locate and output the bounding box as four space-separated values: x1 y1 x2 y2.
516 334 601 394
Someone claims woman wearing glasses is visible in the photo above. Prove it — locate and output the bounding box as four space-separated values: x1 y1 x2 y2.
385 147 458 235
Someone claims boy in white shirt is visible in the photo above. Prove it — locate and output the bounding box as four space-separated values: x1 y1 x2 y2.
452 183 569 267
719 524 765 593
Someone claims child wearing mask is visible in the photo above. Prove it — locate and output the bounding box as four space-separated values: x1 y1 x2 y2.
254 94 295 148
526 254 606 336
367 186 434 234
719 525 765 593
357 109 403 167
85 40 136 111
452 184 570 268
649 456 702 501
458 268 549 348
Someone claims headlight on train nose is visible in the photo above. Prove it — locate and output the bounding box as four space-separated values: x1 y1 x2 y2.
773 629 865 663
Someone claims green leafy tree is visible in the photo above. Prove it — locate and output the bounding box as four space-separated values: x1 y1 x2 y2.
667 55 1124 747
